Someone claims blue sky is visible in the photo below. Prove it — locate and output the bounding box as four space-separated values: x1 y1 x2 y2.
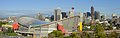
0 0 120 18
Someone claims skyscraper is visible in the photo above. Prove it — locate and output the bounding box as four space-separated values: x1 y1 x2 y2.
91 6 94 20
86 12 91 17
79 12 83 22
36 13 45 21
61 12 67 19
50 15 54 21
101 15 105 20
83 13 87 23
112 13 118 24
69 7 74 17
112 13 117 19
91 6 94 24
54 8 61 21
94 11 100 19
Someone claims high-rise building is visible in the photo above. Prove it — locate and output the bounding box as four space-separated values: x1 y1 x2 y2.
112 14 117 19
61 12 67 19
101 15 105 20
112 13 118 24
94 11 100 19
119 16 120 19
54 8 61 21
69 7 74 17
79 12 83 22
36 13 45 21
83 13 87 23
91 6 95 24
60 13 62 20
86 12 91 17
50 15 54 21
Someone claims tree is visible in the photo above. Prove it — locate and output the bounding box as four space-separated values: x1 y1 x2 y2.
0 22 3 27
7 27 14 33
82 32 91 38
94 23 106 38
0 23 2 27
69 32 81 38
90 25 95 30
108 31 118 38
2 27 18 36
48 30 63 38
0 21 8 27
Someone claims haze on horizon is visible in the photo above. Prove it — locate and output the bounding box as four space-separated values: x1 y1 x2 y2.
0 0 120 18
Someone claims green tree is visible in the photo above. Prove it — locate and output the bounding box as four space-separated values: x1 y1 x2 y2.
4 27 18 36
69 32 81 38
48 30 63 38
90 25 95 30
6 33 18 36
82 32 91 38
94 23 106 38
108 31 118 38
0 21 8 27
0 22 3 27
7 27 14 33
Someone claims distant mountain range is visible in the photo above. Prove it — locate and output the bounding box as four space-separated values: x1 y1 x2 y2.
0 10 53 18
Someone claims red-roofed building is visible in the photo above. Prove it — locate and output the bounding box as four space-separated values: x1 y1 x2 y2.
12 22 19 31
57 23 66 33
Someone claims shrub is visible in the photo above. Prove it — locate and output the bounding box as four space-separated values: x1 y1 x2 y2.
108 31 118 38
6 33 18 36
94 23 106 38
48 30 63 38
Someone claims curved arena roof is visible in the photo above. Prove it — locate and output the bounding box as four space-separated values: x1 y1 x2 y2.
18 17 49 27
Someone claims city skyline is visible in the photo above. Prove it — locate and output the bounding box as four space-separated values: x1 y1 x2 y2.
0 0 120 38
0 0 120 18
